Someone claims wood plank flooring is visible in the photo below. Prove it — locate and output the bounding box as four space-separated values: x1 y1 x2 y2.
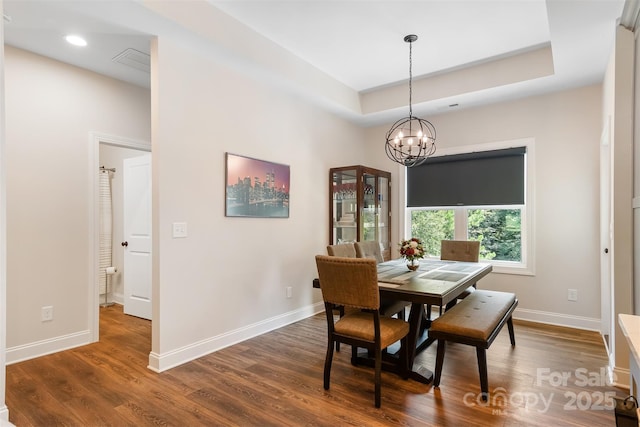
6 305 626 426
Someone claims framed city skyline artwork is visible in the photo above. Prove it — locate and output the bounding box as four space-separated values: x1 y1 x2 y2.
225 153 290 218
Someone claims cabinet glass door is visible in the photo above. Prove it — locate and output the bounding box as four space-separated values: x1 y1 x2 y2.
361 172 377 243
331 168 357 244
377 175 390 260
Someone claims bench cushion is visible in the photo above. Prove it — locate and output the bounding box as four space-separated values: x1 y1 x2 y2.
430 290 516 342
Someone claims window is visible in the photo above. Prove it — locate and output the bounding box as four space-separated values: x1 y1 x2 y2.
409 207 522 260
405 140 533 274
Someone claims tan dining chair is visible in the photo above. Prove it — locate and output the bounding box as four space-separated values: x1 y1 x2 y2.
327 243 357 258
354 240 407 321
436 239 481 314
354 240 384 263
315 255 409 408
441 239 480 263
326 242 358 352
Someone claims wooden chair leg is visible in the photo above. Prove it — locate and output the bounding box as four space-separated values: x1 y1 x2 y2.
336 306 345 352
420 306 430 332
374 347 382 408
351 345 358 366
324 338 335 390
400 336 409 380
476 346 488 401
507 317 516 346
433 339 446 387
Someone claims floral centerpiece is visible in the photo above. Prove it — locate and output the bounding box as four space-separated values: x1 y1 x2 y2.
399 237 425 271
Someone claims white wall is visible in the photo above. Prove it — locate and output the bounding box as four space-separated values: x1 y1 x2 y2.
367 85 604 330
3 46 151 362
633 20 640 317
0 1 8 421
148 37 367 370
98 144 150 304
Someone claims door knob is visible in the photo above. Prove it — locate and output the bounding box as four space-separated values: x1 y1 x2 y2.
121 241 128 247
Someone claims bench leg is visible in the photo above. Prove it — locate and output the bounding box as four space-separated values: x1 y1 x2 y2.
507 316 516 346
476 347 488 401
433 339 446 387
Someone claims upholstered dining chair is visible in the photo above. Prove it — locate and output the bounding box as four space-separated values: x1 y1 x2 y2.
439 239 481 311
440 239 480 264
354 240 407 321
354 240 384 263
327 243 357 258
326 243 357 351
315 255 409 408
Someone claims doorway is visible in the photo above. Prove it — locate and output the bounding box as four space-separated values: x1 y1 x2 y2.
90 132 151 342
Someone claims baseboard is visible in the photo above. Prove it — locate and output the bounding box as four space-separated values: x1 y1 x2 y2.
111 292 124 305
148 302 325 372
0 405 13 426
612 366 630 390
5 330 92 364
514 307 601 331
100 292 123 305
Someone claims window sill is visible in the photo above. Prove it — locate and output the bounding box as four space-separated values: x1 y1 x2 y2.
491 263 534 276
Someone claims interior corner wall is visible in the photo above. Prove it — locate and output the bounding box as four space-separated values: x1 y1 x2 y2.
3 46 151 362
149 36 367 369
610 25 635 382
633 23 640 318
0 0 9 420
366 84 604 330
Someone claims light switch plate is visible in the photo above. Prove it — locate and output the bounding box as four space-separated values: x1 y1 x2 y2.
172 222 187 238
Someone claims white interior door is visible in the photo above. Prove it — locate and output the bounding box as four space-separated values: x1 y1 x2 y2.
123 153 152 320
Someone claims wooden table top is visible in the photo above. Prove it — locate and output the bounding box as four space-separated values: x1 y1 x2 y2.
376 258 493 306
313 258 493 307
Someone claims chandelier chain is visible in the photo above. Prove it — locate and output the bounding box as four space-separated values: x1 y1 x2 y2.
408 39 413 118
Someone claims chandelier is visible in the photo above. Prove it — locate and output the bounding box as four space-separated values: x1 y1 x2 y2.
385 35 436 167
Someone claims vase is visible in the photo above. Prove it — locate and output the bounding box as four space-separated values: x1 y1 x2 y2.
407 259 419 271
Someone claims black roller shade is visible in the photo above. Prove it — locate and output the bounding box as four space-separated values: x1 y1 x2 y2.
407 147 526 207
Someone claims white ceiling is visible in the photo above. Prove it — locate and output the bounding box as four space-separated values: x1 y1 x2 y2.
2 0 627 125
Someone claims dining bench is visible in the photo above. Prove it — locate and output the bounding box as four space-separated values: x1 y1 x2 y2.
430 289 518 400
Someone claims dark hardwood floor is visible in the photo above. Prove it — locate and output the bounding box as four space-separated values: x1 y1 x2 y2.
6 305 625 426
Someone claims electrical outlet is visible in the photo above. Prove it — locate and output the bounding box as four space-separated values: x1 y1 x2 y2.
41 306 53 322
286 287 293 299
568 289 578 302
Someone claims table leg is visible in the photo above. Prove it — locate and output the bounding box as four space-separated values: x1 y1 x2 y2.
407 302 434 384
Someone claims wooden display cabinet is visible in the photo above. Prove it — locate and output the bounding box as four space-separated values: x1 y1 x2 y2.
329 165 391 260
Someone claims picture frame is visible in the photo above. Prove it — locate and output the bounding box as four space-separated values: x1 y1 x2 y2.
225 153 290 218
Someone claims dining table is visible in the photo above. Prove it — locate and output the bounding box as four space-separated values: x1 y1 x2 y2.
313 257 493 384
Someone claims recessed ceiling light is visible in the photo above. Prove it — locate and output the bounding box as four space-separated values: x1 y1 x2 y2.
65 35 87 47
